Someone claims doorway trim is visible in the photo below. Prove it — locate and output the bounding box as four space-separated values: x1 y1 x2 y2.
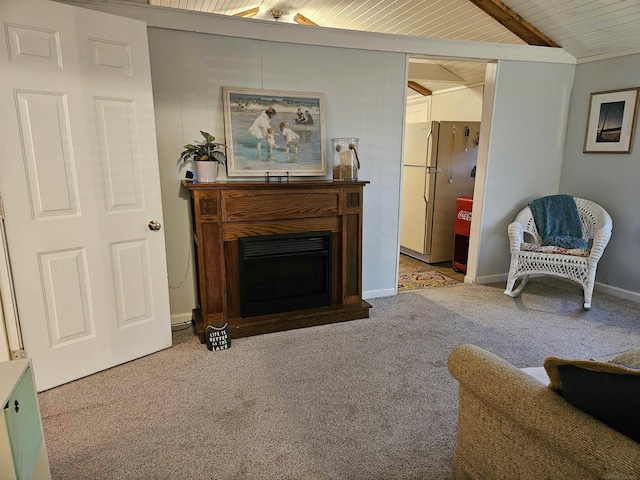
0 198 23 361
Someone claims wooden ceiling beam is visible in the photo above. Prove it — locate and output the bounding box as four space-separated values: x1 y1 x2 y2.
467 0 559 47
408 81 432 96
294 14 318 26
234 7 259 18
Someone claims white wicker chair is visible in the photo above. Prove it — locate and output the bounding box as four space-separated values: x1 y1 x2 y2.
504 197 612 309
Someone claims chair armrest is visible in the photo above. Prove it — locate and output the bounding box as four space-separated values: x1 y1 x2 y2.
507 222 524 251
448 344 640 476
588 223 612 264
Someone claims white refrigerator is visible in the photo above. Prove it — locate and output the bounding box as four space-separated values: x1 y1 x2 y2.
400 121 480 264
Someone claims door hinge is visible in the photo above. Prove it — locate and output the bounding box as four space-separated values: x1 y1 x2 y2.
10 349 27 360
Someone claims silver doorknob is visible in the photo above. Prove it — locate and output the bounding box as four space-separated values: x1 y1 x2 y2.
148 220 162 231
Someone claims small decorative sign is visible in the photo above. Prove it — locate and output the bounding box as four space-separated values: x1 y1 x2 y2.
205 322 231 351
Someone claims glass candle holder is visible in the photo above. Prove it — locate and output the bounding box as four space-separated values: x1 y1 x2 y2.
332 138 360 181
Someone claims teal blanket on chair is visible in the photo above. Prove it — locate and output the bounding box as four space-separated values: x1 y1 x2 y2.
529 195 588 250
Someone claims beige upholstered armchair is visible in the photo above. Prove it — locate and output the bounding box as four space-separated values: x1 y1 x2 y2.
504 197 612 309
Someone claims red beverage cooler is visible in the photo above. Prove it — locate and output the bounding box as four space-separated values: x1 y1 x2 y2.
453 196 473 273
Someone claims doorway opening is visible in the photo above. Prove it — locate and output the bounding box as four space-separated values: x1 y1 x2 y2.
398 57 487 292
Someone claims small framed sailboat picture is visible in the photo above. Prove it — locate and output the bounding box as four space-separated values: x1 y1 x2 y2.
584 87 640 153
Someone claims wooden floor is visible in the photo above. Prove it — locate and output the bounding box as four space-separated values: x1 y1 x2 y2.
398 254 465 282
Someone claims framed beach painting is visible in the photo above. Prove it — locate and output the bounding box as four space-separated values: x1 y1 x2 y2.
222 87 326 177
583 87 640 153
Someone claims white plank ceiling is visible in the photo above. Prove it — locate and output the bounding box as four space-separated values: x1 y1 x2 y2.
151 0 526 45
145 0 640 92
503 0 640 61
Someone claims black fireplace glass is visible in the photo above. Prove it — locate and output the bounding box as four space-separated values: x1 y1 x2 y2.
239 231 331 317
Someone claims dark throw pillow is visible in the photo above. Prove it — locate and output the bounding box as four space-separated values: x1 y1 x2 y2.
544 357 640 443
557 365 640 443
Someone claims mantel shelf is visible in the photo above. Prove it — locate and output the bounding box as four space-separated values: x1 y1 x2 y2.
182 179 370 189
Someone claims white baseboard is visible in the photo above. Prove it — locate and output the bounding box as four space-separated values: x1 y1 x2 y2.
595 282 640 304
472 274 640 304
171 312 193 325
474 273 508 284
363 288 397 300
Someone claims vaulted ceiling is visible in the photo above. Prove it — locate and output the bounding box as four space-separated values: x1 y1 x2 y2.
142 0 640 93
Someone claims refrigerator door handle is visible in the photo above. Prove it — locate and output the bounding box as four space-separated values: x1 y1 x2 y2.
423 130 440 203
424 166 441 209
425 132 442 173
423 169 428 204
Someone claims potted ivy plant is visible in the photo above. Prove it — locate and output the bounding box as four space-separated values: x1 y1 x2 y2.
179 131 227 183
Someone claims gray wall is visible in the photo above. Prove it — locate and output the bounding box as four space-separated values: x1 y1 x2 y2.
560 53 640 297
470 60 576 282
146 23 638 321
148 28 592 322
147 28 407 321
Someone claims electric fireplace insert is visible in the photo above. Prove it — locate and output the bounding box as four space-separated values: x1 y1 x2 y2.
238 231 332 318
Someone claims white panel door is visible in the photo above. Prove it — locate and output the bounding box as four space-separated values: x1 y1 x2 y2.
0 0 172 390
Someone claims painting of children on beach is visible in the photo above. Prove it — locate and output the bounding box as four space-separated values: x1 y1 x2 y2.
223 87 326 176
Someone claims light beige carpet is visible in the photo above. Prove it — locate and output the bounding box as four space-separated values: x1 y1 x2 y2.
39 278 640 480
398 270 459 292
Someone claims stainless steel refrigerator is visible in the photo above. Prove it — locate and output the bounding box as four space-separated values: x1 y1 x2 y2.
400 121 480 263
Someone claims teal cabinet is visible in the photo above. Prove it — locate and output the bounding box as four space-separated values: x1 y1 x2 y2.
0 360 50 479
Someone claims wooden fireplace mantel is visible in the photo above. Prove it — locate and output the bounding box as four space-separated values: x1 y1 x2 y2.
182 179 371 342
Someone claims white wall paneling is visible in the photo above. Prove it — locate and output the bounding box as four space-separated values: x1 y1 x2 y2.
470 59 575 282
147 28 407 313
